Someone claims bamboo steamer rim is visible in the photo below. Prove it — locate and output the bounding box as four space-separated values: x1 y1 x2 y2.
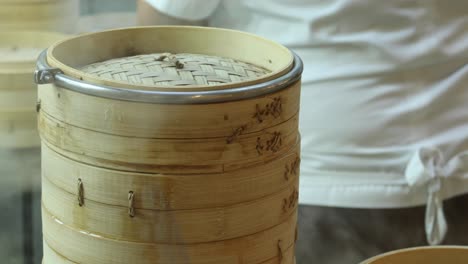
362 246 468 264
46 26 295 92
0 31 67 73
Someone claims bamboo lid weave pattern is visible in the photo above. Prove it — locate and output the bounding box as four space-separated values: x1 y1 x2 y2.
80 53 271 87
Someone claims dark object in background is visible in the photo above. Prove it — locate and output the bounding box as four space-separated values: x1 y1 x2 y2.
296 195 468 264
0 149 42 264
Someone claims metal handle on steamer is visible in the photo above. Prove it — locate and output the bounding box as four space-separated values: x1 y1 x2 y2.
34 49 303 104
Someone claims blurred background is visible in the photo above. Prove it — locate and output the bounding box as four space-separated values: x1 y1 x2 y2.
80 0 134 14
1 1 467 264
1 2 137 264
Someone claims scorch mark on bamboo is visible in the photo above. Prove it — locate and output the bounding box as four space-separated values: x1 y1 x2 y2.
227 96 284 143
282 188 298 213
253 97 282 123
256 132 283 155
278 239 286 262
226 125 246 144
284 157 300 181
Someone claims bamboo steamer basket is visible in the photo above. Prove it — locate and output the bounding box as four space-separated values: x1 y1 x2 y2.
0 31 66 148
43 239 296 264
0 0 79 33
42 142 300 210
36 28 301 173
42 163 299 243
362 246 468 264
43 207 297 264
36 26 303 264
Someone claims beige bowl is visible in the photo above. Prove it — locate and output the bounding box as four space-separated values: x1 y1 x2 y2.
362 246 468 264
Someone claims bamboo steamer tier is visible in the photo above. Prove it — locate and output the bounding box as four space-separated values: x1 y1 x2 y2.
39 110 299 173
43 206 297 264
362 246 468 264
0 0 79 33
45 238 297 264
36 26 302 173
36 26 302 264
42 170 299 244
0 31 66 148
42 142 301 210
37 79 300 139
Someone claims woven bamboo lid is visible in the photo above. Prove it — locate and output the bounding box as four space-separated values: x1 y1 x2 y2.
80 52 271 87
46 26 294 92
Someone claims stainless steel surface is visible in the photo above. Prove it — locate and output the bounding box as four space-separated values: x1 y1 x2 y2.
34 68 63 85
35 50 303 104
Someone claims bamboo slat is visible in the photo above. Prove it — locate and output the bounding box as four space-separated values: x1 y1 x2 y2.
43 206 297 264
42 143 300 210
38 81 300 139
45 242 298 264
43 238 296 264
39 111 299 173
42 174 299 243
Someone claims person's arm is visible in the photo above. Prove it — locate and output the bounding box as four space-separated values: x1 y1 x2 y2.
137 0 220 26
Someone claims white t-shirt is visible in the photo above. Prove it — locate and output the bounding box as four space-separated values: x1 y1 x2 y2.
146 0 468 245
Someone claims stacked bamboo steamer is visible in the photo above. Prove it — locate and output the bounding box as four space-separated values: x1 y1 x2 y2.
36 26 303 264
0 0 79 33
0 31 66 149
0 1 74 263
0 0 76 148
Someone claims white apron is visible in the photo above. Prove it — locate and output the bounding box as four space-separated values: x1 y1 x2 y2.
146 0 468 245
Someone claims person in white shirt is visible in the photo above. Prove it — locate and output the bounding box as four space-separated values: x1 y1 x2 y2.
138 0 468 262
